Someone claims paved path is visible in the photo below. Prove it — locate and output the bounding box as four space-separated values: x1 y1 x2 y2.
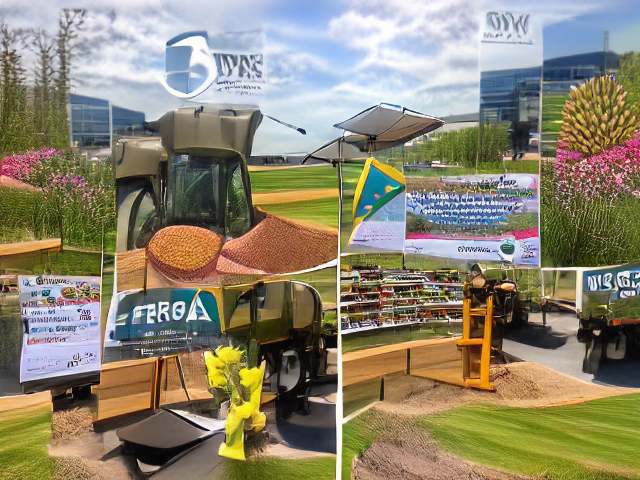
503 311 640 388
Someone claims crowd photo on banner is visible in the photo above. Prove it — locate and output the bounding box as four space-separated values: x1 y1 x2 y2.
1 1 640 480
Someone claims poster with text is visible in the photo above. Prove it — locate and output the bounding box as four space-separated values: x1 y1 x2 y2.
19 275 101 386
405 174 539 265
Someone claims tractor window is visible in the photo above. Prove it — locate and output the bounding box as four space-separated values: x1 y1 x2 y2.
132 191 157 249
226 165 251 239
293 283 316 329
229 291 252 329
258 282 285 322
167 155 222 231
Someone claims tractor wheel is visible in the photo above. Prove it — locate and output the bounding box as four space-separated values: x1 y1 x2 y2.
583 336 603 375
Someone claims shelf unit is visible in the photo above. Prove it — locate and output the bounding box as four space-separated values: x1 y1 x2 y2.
341 268 467 334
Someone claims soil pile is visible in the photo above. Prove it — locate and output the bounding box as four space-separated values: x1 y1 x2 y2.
51 407 94 441
353 415 536 480
376 362 635 416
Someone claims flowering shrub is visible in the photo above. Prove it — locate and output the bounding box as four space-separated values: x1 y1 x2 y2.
554 134 640 204
0 148 115 250
0 148 60 183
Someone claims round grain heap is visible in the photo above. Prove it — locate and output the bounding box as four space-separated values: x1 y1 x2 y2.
146 225 224 281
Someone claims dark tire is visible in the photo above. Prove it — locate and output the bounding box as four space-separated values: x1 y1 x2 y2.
583 337 603 375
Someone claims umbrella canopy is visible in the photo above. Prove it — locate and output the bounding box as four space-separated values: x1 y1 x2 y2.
303 103 444 163
334 103 444 151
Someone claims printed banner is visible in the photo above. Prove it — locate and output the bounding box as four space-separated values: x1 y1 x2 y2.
406 174 539 265
482 11 533 45
347 158 406 253
104 288 222 361
161 30 264 100
19 276 101 384
582 263 640 320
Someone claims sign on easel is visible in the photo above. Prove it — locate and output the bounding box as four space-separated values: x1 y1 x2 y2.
19 275 101 392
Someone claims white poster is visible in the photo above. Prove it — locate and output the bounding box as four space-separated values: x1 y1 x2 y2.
19 276 101 385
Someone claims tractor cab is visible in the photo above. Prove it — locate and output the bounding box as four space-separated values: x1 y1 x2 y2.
114 104 261 252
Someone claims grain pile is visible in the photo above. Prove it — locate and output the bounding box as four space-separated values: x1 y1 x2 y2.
146 226 224 281
52 457 99 480
116 249 146 291
221 213 338 274
51 407 94 441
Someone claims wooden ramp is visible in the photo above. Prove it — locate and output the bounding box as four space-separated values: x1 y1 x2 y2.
342 337 465 387
0 238 61 257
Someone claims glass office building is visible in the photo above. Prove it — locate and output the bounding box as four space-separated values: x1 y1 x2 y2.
69 93 145 148
479 51 620 157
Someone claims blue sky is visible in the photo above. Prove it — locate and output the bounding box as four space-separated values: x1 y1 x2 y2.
1 0 639 155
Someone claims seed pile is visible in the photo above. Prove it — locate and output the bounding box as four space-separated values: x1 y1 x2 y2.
116 249 146 290
221 213 338 274
146 225 224 281
52 457 98 480
51 407 94 440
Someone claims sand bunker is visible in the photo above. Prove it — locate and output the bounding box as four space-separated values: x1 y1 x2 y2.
252 188 338 206
353 415 536 480
377 362 636 417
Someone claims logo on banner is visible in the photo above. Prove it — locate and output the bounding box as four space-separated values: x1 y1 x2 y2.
482 12 533 45
160 31 264 99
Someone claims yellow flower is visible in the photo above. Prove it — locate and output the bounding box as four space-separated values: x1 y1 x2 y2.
249 388 262 409
204 351 225 370
216 346 242 365
219 411 245 461
208 371 227 388
239 367 263 391
235 401 257 420
249 410 266 433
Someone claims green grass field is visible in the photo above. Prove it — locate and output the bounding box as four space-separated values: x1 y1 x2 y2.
0 406 55 480
257 197 338 230
222 457 335 480
344 394 640 480
249 165 338 193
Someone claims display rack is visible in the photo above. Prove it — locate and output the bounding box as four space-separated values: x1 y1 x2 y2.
341 268 467 334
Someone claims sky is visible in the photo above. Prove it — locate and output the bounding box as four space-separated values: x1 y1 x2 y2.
1 0 639 155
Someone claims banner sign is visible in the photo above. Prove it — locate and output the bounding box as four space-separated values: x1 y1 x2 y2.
19 276 101 385
405 174 539 265
482 11 533 45
347 158 406 253
582 263 640 320
161 30 264 100
104 288 222 361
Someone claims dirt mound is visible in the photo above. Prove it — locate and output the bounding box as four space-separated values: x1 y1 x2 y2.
376 362 636 416
353 415 536 480
221 213 337 274
51 407 93 441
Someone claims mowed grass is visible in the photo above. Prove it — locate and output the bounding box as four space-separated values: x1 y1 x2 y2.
420 394 640 480
258 197 339 230
0 405 55 480
221 456 335 480
249 165 338 193
343 394 640 480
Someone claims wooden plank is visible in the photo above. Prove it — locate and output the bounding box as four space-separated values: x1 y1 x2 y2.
343 350 406 387
0 239 61 257
96 359 157 420
342 336 459 362
410 338 466 387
